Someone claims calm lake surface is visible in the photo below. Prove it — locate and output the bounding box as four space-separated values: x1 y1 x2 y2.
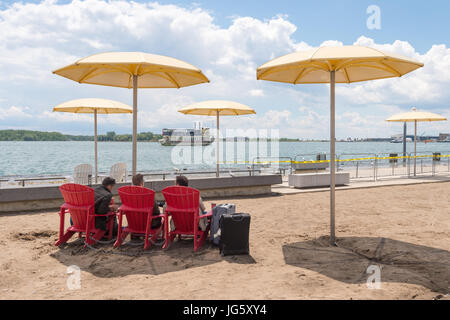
1 141 449 177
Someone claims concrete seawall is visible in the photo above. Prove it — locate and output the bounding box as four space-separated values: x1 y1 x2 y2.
0 175 282 213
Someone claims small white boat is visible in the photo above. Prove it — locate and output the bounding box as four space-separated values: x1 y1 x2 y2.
159 127 214 146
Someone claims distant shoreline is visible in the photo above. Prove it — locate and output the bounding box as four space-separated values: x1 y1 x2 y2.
0 129 396 142
0 129 161 142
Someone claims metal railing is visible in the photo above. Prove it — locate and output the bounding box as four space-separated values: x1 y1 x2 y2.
141 168 262 180
2 151 450 188
291 153 329 175
291 151 450 181
432 151 450 175
251 156 293 175
0 167 264 188
336 153 377 181
0 176 70 188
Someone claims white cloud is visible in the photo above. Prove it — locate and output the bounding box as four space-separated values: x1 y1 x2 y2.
39 110 90 122
320 40 343 47
336 36 450 106
0 106 32 120
249 89 265 97
0 0 299 84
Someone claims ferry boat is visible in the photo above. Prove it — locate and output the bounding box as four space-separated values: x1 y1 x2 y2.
390 135 412 143
391 138 413 143
159 123 214 146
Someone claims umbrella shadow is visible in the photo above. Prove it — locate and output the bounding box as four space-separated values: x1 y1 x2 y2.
282 236 450 294
50 237 255 278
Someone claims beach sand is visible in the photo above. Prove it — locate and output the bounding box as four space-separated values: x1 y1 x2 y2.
0 182 449 300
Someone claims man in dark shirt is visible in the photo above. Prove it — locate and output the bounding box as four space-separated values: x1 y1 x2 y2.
94 177 119 233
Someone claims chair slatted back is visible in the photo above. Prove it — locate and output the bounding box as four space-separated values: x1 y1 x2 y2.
118 186 155 233
110 162 127 182
59 183 95 230
162 186 199 233
73 164 92 185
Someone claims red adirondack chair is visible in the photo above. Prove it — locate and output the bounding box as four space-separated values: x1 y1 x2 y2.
162 186 212 252
55 183 115 247
114 186 164 250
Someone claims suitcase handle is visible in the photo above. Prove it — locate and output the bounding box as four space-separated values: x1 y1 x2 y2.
231 215 244 221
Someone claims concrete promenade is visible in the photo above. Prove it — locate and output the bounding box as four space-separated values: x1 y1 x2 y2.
274 171 450 194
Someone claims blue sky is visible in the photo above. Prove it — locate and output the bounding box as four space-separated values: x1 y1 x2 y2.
166 0 450 52
0 0 449 138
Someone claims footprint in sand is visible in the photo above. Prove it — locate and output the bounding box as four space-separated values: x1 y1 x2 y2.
13 230 57 241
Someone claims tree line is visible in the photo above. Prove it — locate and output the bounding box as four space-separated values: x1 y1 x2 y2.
0 130 162 142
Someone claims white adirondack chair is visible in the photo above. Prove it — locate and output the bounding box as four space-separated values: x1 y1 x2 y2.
73 164 93 185
109 162 127 182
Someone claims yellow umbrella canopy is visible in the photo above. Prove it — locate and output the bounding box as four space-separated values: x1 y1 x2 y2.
178 100 256 116
53 98 133 183
53 52 209 175
257 46 424 84
53 98 133 114
179 100 256 177
386 108 447 122
386 108 447 176
257 45 424 245
53 52 209 88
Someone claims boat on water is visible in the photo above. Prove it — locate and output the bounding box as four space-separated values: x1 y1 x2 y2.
390 137 413 143
159 125 214 146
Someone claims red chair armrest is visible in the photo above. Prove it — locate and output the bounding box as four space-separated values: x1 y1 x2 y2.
118 204 153 213
200 211 213 218
92 211 116 217
61 203 92 211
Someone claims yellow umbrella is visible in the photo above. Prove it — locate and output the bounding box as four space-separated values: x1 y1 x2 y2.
257 45 424 245
178 100 256 177
53 52 209 175
53 98 133 183
386 108 447 176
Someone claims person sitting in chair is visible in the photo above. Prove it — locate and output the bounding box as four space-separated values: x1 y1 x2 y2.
94 177 119 235
173 175 208 231
131 174 162 229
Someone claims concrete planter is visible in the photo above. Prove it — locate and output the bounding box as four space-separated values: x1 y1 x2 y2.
288 172 350 189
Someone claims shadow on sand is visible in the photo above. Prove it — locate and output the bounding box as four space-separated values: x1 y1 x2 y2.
282 236 449 295
50 237 255 278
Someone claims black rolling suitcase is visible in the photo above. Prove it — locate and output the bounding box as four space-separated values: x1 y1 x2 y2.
219 213 250 256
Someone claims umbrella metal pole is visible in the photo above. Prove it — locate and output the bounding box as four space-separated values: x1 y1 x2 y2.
94 109 98 184
414 120 417 176
216 111 220 177
330 70 336 246
132 75 138 176
403 122 407 166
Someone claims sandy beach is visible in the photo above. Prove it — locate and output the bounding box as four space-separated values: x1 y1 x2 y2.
0 182 449 300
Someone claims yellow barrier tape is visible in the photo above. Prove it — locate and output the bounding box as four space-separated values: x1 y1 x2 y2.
217 154 450 165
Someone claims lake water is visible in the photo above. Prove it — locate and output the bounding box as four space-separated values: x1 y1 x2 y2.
1 141 449 177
